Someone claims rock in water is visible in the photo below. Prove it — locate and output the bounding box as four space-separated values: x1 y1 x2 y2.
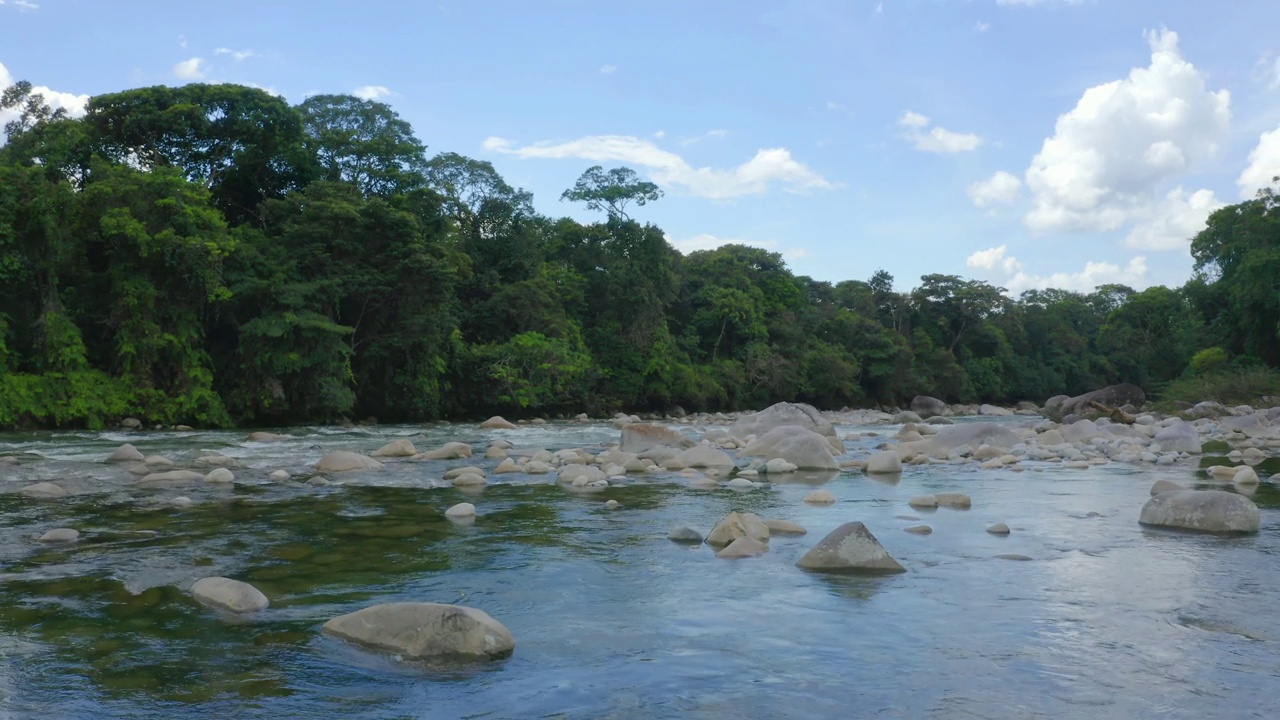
716 536 768 558
1139 490 1259 533
728 401 835 440
865 450 902 474
740 426 839 470
480 416 518 430
670 445 734 469
20 482 67 499
315 451 383 472
1150 479 1187 496
620 424 693 453
904 525 932 535
246 432 290 443
705 511 770 546
445 502 476 519
986 523 1010 535
762 518 807 536
190 577 269 614
910 395 947 419
106 443 144 463
322 602 514 662
38 528 80 543
371 439 417 458
797 522 906 573
803 490 836 504
667 526 703 543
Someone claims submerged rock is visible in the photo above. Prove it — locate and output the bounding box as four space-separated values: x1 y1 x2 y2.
316 451 383 472
19 482 67 499
190 577 269 614
136 470 205 488
803 489 836 504
204 468 235 484
668 526 703 543
1139 490 1259 533
796 522 906 573
904 525 932 535
322 602 514 662
416 442 473 460
246 432 290 443
716 536 768 558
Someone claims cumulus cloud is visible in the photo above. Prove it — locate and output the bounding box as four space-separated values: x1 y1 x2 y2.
0 61 90 132
353 85 392 100
897 110 982 153
599 64 616 75
1022 29 1229 240
1237 125 1280 198
483 135 834 200
680 128 728 146
0 0 41 10
969 170 1023 207
967 245 1148 293
172 57 206 80
672 233 809 261
976 21 990 32
214 48 256 62
1123 187 1224 250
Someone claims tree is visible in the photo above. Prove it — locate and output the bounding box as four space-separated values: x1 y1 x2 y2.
561 165 662 220
297 94 429 196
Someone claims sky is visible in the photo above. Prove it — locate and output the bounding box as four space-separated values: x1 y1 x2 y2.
2 0 1279 294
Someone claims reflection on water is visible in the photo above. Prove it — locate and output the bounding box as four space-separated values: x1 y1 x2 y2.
0 422 1278 718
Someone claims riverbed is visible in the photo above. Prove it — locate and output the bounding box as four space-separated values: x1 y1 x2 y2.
1 418 1277 719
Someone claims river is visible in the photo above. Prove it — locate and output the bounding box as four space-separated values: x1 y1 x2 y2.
1 417 1277 719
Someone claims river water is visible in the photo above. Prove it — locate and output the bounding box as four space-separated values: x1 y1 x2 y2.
0 418 1277 719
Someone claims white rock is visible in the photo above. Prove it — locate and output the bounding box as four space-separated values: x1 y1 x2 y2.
796 522 905 573
106 443 144 463
866 450 902 474
371 439 417 458
445 502 476 518
38 528 80 543
803 489 836 504
20 482 67 498
205 468 235 484
322 602 514 662
190 577 269 614
269 470 291 482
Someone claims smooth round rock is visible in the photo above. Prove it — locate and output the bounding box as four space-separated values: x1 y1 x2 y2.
935 493 972 509
803 490 836 504
1139 490 1260 533
38 528 80 543
986 523 1010 535
904 525 932 535
190 577 269 614
269 470 291 482
908 495 938 509
322 602 514 662
725 477 755 490
445 502 476 519
762 518 807 536
106 443 144 463
20 482 67 499
667 526 703 543
716 536 768 558
205 468 234 484
1150 479 1187 495
604 499 620 510
996 554 1033 561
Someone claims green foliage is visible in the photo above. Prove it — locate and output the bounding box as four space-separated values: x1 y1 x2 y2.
2 77 1279 429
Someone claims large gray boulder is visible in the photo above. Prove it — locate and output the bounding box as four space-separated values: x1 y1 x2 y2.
910 395 947 419
865 450 902 474
316 451 383 472
322 602 515 662
1051 384 1146 420
729 402 834 440
371 439 417 458
136 470 205 488
105 443 144 463
796 522 906 573
190 577 269 614
1153 422 1201 454
705 511 770 546
620 424 693 453
670 445 734 469
740 425 839 471
1139 490 1259 533
911 422 1021 458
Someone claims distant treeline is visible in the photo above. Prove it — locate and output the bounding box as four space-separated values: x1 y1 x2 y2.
1 81 1277 428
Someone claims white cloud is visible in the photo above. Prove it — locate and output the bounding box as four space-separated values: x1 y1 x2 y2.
969 170 1023 206
976 21 990 32
0 61 90 131
968 244 1149 293
996 0 1083 6
1237 124 1280 198
897 110 982 153
1022 29 1230 239
653 130 665 139
1123 187 1224 250
214 48 257 62
600 64 616 75
680 128 728 146
353 85 392 101
178 34 188 49
965 244 1023 274
0 0 40 10
172 57 206 80
484 134 834 200
874 2 883 14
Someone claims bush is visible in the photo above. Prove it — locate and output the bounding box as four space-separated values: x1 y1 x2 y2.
1188 347 1230 376
1158 366 1280 405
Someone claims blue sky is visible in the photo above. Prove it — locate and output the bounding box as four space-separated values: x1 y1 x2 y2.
3 0 1279 294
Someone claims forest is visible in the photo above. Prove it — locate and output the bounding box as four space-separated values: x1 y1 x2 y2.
1 80 1278 429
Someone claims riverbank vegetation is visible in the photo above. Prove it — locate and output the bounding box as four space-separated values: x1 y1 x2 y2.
1 81 1278 428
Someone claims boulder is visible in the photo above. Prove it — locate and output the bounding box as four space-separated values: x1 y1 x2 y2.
190 577 269 614
904 525 932 535
865 450 902 475
671 445 735 469
322 602 514 662
1052 384 1146 420
19 482 67 499
935 492 971 509
913 423 1021 458
979 404 1013 416
38 528 80 543
620 424 693 453
106 443 144 463
316 451 383 473
480 416 518 430
762 458 798 474
493 459 521 474
557 465 606 485
1190 401 1229 419
740 425 839 471
908 495 938 509
120 417 142 430
450 472 487 487
986 523 1010 535
705 511 770 546
796 522 906 573
416 442 473 460
246 432 290 443
445 502 476 519
269 470 291 482
1139 490 1260 533
204 468 235 484
1151 479 1187 495
371 439 417 458
716 536 768 559
729 402 835 440
762 518 807 536
136 470 205 488
1153 422 1201 454
803 489 836 504
910 395 947 419
667 526 703 543
893 411 923 424
443 466 487 480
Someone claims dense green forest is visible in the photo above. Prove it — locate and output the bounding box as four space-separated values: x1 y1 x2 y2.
1 81 1278 429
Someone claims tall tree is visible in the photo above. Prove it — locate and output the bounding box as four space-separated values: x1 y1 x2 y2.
297 94 429 196
561 165 662 220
